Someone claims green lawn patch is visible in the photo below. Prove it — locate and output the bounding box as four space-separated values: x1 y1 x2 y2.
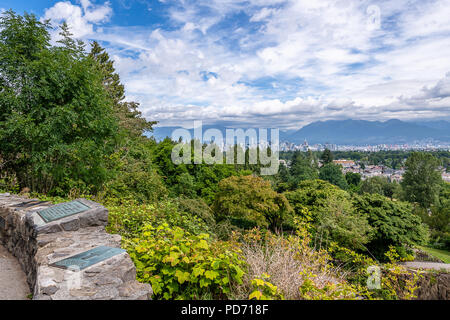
418 246 450 264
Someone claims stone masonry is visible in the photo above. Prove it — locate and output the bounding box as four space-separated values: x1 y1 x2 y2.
0 193 152 300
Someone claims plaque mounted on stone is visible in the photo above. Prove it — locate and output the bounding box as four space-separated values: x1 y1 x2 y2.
37 200 91 223
50 246 126 271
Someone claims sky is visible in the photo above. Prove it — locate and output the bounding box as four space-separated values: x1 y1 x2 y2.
2 0 450 129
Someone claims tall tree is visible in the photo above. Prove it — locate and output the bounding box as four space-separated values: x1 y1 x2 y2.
401 152 443 208
319 163 348 190
0 11 119 194
285 180 372 250
353 193 429 259
89 41 156 139
320 148 333 165
289 151 319 189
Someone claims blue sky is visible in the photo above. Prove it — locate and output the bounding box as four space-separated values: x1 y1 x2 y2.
2 0 450 128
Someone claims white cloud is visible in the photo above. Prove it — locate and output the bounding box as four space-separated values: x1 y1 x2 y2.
39 0 450 128
43 0 112 38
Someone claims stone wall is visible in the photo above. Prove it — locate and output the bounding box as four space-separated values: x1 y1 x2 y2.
414 272 449 300
0 193 152 300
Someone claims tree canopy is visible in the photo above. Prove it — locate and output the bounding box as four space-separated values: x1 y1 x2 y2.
213 175 292 232
0 11 119 194
401 152 443 208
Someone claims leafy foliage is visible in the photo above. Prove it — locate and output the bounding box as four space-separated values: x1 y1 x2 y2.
125 223 245 300
401 152 443 208
0 11 119 195
213 175 293 232
353 193 429 259
319 163 348 190
285 180 372 250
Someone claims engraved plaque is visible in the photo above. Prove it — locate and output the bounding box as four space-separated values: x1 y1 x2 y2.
50 246 126 270
37 200 91 223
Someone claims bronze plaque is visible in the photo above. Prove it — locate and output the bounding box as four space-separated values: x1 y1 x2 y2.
50 246 126 270
37 200 90 223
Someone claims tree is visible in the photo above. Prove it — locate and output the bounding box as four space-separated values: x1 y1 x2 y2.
288 151 319 189
415 182 450 249
320 148 333 164
345 172 361 186
284 180 372 250
213 175 292 232
353 193 429 259
401 152 443 208
0 11 119 194
89 41 156 139
319 163 348 190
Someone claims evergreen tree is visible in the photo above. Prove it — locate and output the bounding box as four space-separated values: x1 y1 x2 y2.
89 41 156 138
320 148 333 164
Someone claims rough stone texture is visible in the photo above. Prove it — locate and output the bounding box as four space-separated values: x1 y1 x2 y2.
396 267 449 300
0 193 152 300
414 272 450 300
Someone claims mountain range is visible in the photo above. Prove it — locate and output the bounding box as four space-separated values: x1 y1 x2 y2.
148 119 450 145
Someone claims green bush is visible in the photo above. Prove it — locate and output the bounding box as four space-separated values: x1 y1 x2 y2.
353 193 429 259
285 180 372 250
125 223 246 299
106 199 211 238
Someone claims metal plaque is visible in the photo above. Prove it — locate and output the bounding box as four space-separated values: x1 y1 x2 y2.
50 246 126 271
37 200 91 223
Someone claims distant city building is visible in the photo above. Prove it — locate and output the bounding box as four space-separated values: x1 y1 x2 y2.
442 172 450 183
333 160 355 168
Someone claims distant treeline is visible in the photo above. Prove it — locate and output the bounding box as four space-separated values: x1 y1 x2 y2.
280 150 450 170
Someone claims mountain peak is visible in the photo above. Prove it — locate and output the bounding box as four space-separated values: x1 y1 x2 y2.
286 119 449 144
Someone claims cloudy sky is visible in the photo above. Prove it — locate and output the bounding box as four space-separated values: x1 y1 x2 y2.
3 0 450 129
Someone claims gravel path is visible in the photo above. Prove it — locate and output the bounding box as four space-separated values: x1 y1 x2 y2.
402 261 450 271
0 245 30 300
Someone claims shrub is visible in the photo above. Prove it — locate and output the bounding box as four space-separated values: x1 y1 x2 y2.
230 227 360 300
353 193 429 259
213 175 292 232
176 197 216 229
328 243 422 300
125 223 246 300
106 199 211 237
285 180 372 250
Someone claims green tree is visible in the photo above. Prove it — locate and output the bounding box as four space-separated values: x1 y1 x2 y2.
401 152 443 208
285 180 372 250
289 151 319 189
320 148 333 164
213 175 292 232
353 193 429 259
319 163 348 190
0 11 119 194
345 172 361 186
89 41 156 139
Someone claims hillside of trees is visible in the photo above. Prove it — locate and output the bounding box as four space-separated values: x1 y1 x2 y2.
1 11 449 300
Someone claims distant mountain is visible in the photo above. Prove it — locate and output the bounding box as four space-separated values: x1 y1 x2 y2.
285 119 450 144
148 119 449 145
148 125 294 142
409 120 450 135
